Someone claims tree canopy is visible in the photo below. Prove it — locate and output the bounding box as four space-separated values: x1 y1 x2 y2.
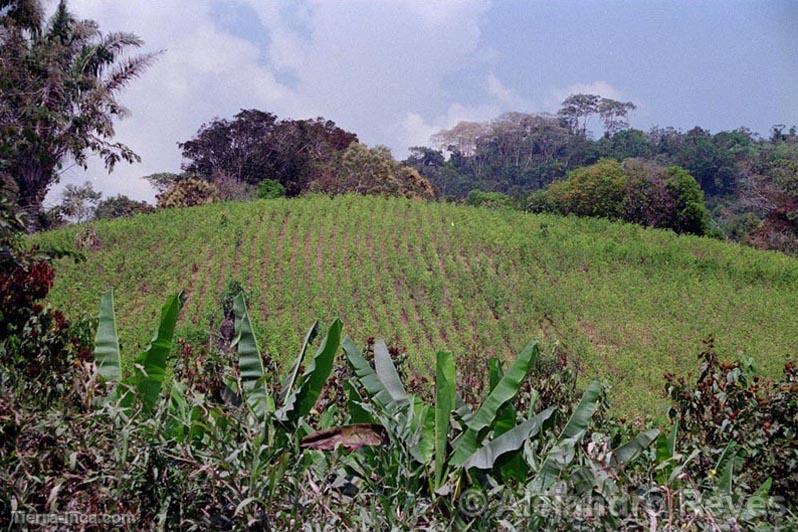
0 0 158 215
178 109 358 196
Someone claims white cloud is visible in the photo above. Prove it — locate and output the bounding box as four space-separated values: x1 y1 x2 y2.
486 72 533 111
398 101 500 151
399 72 544 151
46 0 494 204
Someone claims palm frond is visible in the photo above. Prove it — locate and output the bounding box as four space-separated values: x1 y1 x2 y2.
103 51 160 93
100 31 143 55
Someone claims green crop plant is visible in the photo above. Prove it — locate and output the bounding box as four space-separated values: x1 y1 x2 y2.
40 287 784 528
35 194 798 418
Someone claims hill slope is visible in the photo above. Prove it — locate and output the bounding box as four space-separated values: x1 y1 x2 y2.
34 195 798 416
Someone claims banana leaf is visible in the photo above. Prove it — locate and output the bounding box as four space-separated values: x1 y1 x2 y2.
279 321 319 403
129 292 183 411
343 337 395 411
434 351 456 487
277 319 342 422
93 288 121 383
465 406 555 470
232 292 273 417
450 341 539 466
373 339 409 405
532 380 602 491
609 429 660 469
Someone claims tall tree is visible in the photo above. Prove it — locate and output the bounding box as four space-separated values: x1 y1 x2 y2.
557 94 636 137
179 110 358 196
0 0 158 217
58 180 100 222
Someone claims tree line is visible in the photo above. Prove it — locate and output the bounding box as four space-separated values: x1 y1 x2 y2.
404 105 798 252
1 0 796 254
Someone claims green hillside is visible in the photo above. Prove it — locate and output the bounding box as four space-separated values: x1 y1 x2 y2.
33 194 798 417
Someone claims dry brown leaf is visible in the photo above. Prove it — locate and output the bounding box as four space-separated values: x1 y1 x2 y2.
300 423 388 451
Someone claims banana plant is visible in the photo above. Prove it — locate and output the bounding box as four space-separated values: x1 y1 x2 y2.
92 289 183 412
529 380 603 492
231 292 343 425
448 341 540 467
345 337 573 492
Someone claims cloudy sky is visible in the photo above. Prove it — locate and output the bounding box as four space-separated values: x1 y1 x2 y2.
49 0 798 204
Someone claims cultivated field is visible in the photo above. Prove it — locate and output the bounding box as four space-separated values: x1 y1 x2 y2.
34 194 798 417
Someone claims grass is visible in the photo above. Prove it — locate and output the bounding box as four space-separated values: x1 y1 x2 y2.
32 194 798 418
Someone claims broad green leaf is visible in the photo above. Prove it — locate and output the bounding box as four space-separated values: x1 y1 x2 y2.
373 339 409 405
752 477 772 498
277 319 342 421
166 380 189 442
434 351 456 487
343 337 395 411
279 321 319 403
94 288 121 383
488 357 516 437
746 477 773 518
466 341 538 433
454 395 474 425
609 429 659 469
532 381 603 491
560 380 603 440
450 341 539 466
344 379 373 424
232 292 273 417
465 407 555 470
488 357 503 391
715 441 743 493
130 293 182 411
410 397 435 464
655 420 678 484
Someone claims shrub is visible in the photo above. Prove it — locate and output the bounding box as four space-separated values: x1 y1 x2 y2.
665 338 798 501
465 189 517 209
157 178 218 209
2 285 795 529
212 170 255 201
529 158 709 235
0 203 91 399
309 143 435 200
528 159 627 219
666 165 710 234
95 195 154 220
256 178 286 200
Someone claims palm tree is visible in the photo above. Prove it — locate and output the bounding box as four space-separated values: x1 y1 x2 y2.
0 0 159 220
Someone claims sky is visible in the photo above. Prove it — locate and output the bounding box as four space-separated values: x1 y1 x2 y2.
47 0 798 204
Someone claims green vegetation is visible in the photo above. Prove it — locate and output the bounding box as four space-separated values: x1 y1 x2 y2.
256 179 286 199
33 194 798 417
3 285 793 528
528 158 709 235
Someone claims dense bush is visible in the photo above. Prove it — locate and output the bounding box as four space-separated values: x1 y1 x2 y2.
256 178 286 199
666 338 798 501
94 195 154 220
157 178 219 209
179 109 358 196
528 158 709 235
465 189 517 209
310 143 435 200
528 158 627 219
0 197 91 399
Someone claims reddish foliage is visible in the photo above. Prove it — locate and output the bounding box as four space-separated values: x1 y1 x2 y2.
0 255 54 337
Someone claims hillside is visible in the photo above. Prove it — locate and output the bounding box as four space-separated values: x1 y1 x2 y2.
33 195 798 417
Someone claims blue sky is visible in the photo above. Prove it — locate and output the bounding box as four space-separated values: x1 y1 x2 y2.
52 0 798 203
